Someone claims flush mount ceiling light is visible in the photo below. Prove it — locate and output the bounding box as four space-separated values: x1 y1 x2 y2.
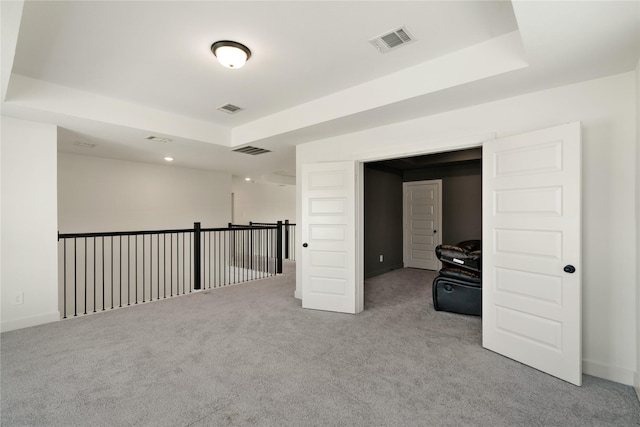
164 156 174 162
211 40 251 69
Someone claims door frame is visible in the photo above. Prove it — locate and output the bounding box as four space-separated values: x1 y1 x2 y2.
402 179 443 270
296 133 494 300
350 132 494 306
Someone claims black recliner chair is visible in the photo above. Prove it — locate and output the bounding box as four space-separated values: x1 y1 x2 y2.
432 240 482 316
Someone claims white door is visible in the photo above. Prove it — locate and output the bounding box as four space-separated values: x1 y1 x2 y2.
301 162 362 314
403 180 442 270
483 122 582 386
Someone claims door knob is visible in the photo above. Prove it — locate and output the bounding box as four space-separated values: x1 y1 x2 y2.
302 243 308 248
563 265 576 274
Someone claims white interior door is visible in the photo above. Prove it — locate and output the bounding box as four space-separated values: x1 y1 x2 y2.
301 161 361 314
403 180 442 270
483 122 582 386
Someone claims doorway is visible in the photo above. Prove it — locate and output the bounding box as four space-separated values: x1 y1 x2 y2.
363 147 482 279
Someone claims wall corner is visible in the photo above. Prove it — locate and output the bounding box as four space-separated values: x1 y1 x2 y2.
635 57 640 402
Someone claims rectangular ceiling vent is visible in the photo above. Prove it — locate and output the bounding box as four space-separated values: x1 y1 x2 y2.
232 146 271 156
217 104 244 114
369 26 416 53
73 141 96 148
145 136 172 143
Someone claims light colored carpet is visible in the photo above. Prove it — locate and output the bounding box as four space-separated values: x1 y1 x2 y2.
1 261 639 426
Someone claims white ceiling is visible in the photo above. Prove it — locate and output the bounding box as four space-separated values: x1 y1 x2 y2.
2 1 639 184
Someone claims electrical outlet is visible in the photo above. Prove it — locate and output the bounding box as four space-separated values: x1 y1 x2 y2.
379 254 384 263
12 292 24 305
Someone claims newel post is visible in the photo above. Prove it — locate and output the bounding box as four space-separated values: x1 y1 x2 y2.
276 221 283 274
284 220 290 260
193 222 202 290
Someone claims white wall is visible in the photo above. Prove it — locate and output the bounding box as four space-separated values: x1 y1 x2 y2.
296 72 637 386
58 153 232 233
1 117 59 332
231 176 295 225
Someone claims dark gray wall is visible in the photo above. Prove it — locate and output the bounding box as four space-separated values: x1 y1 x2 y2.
404 161 482 244
364 166 404 278
442 174 482 243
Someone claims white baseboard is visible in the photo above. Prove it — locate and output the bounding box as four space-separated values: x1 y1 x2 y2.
583 359 636 386
294 289 302 300
634 372 640 402
1 311 60 333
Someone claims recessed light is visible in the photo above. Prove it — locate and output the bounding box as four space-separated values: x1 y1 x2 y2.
245 177 251 181
164 157 174 162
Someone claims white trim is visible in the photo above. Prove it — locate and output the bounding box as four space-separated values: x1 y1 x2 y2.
1 311 60 333
354 132 494 163
356 162 365 313
402 179 443 270
583 359 636 386
634 372 639 402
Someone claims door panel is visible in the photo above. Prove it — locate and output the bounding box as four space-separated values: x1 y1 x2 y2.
483 122 581 386
301 162 360 314
403 180 442 270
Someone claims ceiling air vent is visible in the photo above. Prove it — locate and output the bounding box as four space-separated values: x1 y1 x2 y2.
73 141 96 148
145 136 172 143
369 26 416 53
217 103 244 114
232 146 271 155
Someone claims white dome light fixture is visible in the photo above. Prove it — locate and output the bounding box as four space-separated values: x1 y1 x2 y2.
211 40 251 69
